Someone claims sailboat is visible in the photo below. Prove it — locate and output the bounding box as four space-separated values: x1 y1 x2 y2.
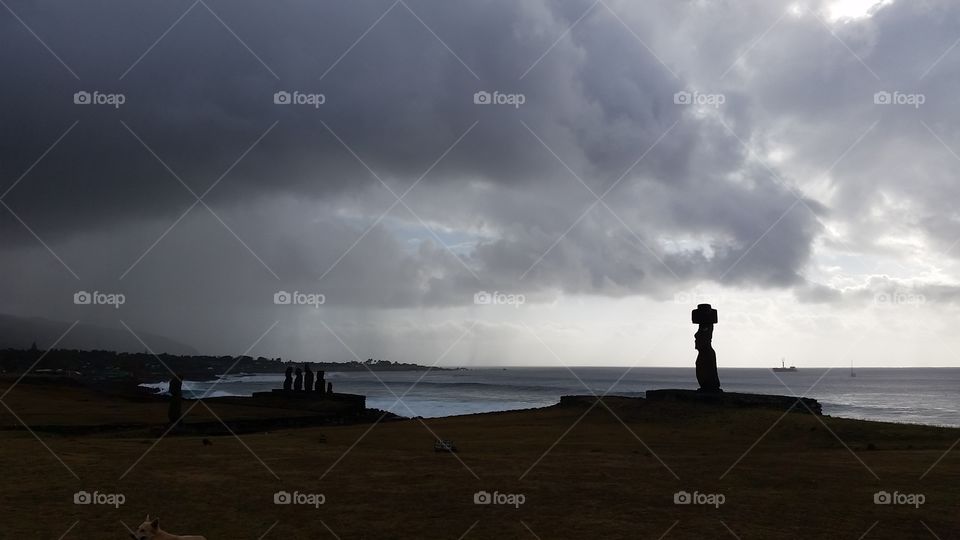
772 358 797 372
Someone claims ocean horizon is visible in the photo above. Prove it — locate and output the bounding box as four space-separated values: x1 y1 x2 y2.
143 367 960 428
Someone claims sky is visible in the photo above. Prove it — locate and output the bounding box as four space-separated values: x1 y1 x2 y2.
2 0 959 367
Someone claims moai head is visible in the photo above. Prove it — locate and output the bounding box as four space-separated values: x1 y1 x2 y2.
692 304 717 351
691 303 718 325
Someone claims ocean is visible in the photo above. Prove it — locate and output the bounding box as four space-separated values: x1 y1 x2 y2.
142 367 960 427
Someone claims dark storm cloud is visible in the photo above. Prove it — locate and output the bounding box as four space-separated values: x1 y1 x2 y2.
10 0 960 343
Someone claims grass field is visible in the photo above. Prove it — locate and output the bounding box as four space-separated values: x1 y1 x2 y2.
1 378 958 539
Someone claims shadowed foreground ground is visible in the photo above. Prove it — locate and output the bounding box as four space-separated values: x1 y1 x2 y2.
1 379 958 539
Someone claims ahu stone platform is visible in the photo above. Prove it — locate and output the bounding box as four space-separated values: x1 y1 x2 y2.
247 389 366 414
644 389 822 414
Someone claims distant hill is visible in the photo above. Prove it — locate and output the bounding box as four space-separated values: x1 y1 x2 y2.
0 314 198 355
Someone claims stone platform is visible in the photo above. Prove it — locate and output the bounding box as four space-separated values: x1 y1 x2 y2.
644 389 822 414
248 389 366 413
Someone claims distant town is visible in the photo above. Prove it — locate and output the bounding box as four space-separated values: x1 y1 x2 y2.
0 344 458 382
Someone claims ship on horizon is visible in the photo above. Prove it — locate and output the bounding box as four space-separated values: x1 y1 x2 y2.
772 358 797 373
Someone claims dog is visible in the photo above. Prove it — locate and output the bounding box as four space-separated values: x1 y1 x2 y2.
130 516 206 540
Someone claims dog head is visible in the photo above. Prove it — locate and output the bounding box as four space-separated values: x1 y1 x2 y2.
132 515 160 540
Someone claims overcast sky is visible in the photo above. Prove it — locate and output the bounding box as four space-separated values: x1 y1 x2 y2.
2 0 959 367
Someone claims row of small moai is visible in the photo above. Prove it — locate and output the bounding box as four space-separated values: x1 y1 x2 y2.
283 364 333 394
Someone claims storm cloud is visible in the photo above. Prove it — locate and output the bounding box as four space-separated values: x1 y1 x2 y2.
2 0 959 363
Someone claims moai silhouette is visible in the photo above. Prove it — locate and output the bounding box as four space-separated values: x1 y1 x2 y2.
304 364 314 395
283 366 293 391
315 370 326 393
692 304 722 393
294 368 303 391
167 373 184 424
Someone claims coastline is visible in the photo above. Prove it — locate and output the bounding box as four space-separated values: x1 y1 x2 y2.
134 367 960 428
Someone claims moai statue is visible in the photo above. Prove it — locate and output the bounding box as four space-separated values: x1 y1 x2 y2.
315 370 326 393
326 381 333 395
294 368 303 392
303 364 314 395
692 304 722 393
167 373 183 425
283 366 293 391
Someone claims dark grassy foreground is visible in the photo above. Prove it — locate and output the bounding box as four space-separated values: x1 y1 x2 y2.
1 378 958 539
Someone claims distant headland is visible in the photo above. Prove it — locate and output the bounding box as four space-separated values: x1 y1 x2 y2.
0 345 460 383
